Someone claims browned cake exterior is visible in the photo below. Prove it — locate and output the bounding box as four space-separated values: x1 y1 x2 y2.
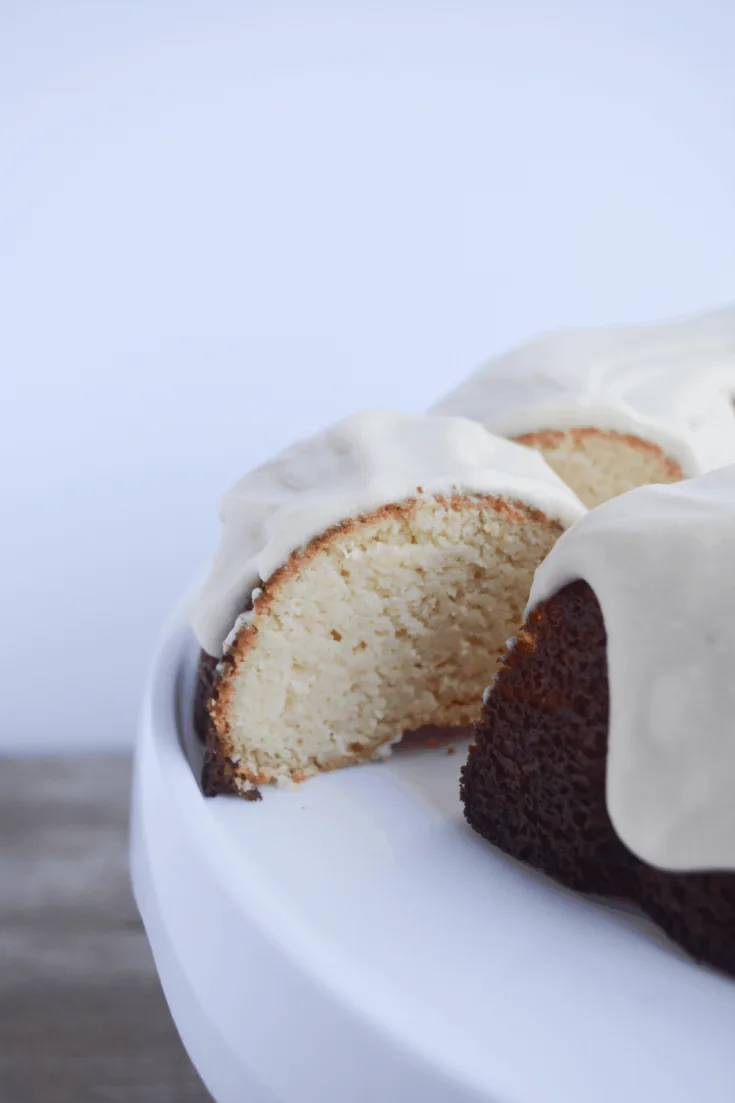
195 644 263 797
194 650 217 743
194 649 263 800
461 579 735 977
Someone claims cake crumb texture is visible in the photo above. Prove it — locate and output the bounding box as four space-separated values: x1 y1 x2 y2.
205 493 565 796
513 428 683 508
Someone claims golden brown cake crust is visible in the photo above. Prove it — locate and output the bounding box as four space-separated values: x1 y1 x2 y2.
194 650 217 744
198 492 563 799
461 580 735 977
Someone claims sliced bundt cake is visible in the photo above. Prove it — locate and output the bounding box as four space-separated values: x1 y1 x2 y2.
432 305 735 507
190 411 585 799
461 464 735 976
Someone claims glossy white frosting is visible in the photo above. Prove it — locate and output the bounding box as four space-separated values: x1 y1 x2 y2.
529 464 735 873
190 411 586 657
431 304 735 475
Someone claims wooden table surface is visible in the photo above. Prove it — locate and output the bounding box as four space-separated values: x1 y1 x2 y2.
0 756 211 1103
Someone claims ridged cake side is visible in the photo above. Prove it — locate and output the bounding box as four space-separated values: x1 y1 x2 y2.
461 580 735 976
461 580 637 898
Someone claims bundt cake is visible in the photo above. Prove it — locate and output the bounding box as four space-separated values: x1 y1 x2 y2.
190 411 585 799
432 304 735 508
461 464 735 976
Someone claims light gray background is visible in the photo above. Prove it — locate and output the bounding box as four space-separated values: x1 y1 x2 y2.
2 1 734 752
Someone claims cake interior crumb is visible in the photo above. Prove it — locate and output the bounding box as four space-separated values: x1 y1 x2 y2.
220 494 564 789
513 428 683 508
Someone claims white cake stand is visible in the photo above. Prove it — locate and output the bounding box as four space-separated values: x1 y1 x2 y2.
131 605 735 1103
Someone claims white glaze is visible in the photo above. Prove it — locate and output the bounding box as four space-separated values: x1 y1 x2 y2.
529 463 735 873
190 411 586 657
431 304 735 474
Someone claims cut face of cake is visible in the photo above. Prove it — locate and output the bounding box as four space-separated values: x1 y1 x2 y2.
190 412 585 799
461 464 735 976
509 425 684 509
431 305 735 507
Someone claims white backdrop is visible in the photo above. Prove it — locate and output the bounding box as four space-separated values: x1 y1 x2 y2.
2 0 734 753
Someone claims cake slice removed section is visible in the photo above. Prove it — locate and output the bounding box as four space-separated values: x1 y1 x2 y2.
202 493 571 796
190 411 584 799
